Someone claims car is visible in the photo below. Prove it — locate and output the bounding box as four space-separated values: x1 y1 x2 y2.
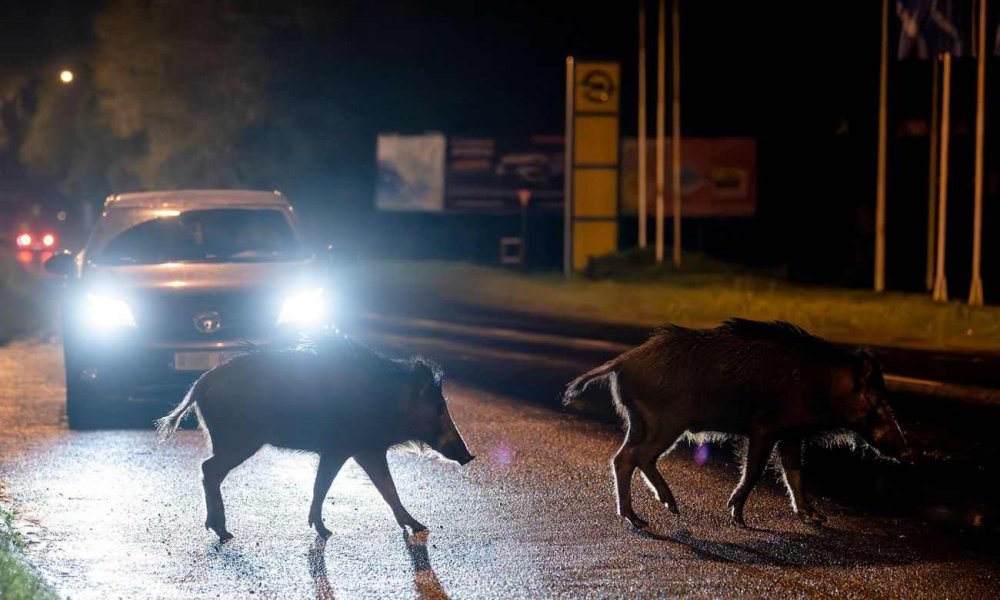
1 198 73 269
44 189 334 429
14 229 59 253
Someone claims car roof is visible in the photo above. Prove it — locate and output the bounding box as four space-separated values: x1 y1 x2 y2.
104 189 291 210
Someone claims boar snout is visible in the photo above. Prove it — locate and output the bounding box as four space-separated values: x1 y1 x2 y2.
454 449 476 466
897 446 918 466
430 407 475 465
867 419 911 462
438 437 475 466
434 429 475 465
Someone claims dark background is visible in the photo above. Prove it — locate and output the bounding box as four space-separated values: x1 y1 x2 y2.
1 0 998 298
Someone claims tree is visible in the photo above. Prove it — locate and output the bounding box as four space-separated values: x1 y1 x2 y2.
24 68 145 200
91 0 270 189
19 0 346 212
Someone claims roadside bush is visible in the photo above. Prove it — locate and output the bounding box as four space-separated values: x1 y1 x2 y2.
0 252 44 345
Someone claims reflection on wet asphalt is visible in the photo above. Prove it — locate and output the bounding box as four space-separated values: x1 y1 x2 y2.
0 339 997 598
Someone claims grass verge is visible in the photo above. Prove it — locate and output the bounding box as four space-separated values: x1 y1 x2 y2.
355 260 1000 353
0 506 55 600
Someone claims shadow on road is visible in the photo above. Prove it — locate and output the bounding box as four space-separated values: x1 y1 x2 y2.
636 526 954 568
206 541 265 587
306 532 451 600
308 535 335 600
404 530 450 600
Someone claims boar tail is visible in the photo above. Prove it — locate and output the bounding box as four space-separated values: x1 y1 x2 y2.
563 359 619 404
155 378 205 441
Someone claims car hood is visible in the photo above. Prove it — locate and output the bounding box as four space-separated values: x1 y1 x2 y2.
81 260 315 293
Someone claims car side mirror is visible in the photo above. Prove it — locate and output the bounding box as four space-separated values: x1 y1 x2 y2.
44 251 74 277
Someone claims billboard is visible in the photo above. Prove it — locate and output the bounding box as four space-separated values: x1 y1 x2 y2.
375 133 447 212
620 137 757 217
445 135 564 212
375 133 755 218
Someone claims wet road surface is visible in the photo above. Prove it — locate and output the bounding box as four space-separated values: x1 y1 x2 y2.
0 327 998 598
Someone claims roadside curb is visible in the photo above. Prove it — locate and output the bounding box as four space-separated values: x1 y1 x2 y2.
0 501 56 600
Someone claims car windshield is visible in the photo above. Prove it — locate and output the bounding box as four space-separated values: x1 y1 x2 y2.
92 208 303 265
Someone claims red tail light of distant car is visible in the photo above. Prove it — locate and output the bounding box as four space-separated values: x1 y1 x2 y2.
42 233 56 247
16 233 32 248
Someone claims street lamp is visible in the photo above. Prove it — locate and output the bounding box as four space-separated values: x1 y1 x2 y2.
59 70 74 84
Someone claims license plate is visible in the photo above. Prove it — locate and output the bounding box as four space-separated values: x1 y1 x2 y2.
173 352 234 371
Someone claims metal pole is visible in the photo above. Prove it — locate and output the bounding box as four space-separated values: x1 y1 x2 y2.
932 52 951 303
874 0 889 292
520 202 528 272
638 0 648 248
655 0 666 263
969 0 986 306
671 0 682 267
927 56 940 291
564 57 575 277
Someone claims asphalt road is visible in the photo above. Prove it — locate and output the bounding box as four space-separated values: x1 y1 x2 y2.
0 317 998 599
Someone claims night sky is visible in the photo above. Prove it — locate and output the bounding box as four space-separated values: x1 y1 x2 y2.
1 1 890 137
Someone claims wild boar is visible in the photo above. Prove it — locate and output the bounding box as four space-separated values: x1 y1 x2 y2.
563 318 911 528
157 337 474 541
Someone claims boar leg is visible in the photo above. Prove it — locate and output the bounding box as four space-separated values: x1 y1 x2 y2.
202 443 260 542
727 430 777 528
354 450 427 533
635 433 683 516
612 426 648 528
778 438 826 525
308 452 350 539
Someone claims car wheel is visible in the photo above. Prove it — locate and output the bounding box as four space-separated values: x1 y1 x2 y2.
64 342 106 430
66 371 106 430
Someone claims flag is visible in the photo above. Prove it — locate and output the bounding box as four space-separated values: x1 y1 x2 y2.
897 0 976 59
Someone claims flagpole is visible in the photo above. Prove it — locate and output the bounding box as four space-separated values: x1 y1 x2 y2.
874 0 889 292
638 0 648 249
932 51 951 303
655 0 666 263
564 57 575 277
968 0 986 306
671 0 682 267
926 56 939 291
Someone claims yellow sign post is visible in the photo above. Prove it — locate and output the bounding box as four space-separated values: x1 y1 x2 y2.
564 58 621 274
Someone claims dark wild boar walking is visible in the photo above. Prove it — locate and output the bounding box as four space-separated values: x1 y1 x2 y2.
157 337 474 542
563 318 911 529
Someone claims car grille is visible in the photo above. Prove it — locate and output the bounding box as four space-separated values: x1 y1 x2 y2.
132 290 281 342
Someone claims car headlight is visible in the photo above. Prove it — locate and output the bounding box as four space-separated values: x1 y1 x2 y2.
83 294 136 330
277 288 330 328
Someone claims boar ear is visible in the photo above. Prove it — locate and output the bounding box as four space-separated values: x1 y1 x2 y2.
410 358 441 398
853 347 883 388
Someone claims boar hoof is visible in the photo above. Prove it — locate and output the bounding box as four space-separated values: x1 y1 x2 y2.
622 514 648 529
797 510 827 526
309 515 333 539
315 525 333 539
729 508 748 529
664 502 680 516
217 531 234 543
406 521 428 534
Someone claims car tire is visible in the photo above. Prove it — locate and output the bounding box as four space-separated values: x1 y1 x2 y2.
66 371 105 430
64 340 106 430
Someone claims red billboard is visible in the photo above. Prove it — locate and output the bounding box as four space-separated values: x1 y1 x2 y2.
620 137 757 217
